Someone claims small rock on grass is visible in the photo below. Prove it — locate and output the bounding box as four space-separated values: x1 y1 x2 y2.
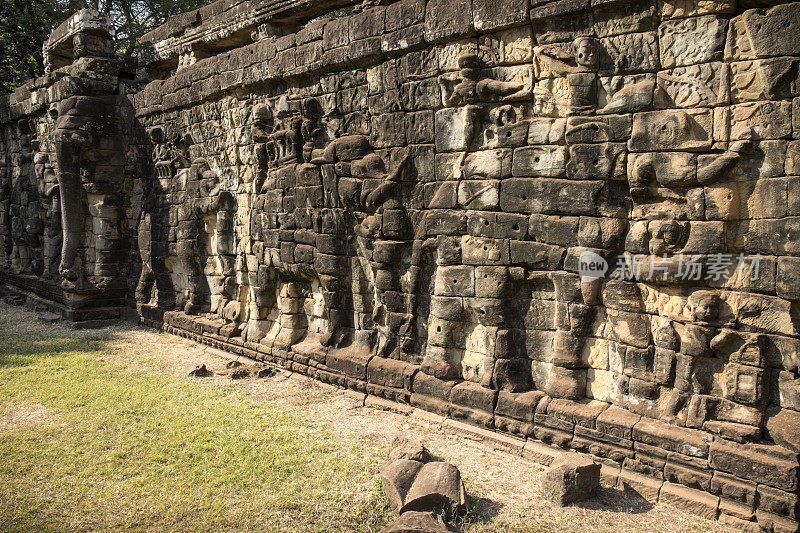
188 364 213 377
257 367 277 378
229 367 251 379
36 311 61 322
542 454 600 506
221 361 277 379
388 436 433 463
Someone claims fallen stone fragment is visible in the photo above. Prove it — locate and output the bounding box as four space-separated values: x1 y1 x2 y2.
229 367 250 379
382 459 423 511
542 454 600 506
379 511 453 533
404 462 468 514
36 311 61 322
380 459 468 516
225 360 242 369
187 364 213 378
257 367 277 378
388 436 433 463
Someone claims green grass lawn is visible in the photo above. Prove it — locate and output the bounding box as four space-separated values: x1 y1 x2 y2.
0 309 392 532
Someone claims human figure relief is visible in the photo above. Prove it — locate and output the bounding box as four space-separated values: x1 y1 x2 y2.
357 150 412 357
136 127 181 307
533 35 599 116
176 158 234 315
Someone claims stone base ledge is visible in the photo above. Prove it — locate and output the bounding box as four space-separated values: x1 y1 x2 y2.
0 297 784 532
132 307 799 532
0 277 123 327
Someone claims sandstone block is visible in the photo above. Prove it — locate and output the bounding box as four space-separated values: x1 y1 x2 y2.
616 469 662 502
659 15 727 68
542 454 601 505
633 417 712 458
660 482 720 520
710 439 800 491
472 0 527 32
425 0 473 42
380 459 468 515
765 405 800 454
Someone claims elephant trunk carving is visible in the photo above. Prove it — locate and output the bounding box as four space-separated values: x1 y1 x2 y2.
52 95 120 292
54 133 85 288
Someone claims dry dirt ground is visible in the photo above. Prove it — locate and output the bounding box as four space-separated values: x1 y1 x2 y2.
0 302 733 532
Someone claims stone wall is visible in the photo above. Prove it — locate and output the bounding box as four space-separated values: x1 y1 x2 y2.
0 9 143 322
2 1 800 529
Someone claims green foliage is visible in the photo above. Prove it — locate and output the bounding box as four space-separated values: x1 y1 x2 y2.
0 0 66 92
318 6 354 20
0 0 211 93
104 0 213 55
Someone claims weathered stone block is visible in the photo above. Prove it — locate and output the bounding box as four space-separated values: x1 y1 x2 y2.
494 390 544 436
759 484 799 521
629 109 713 152
634 418 712 458
435 107 478 152
731 58 800 103
511 146 567 177
599 32 659 74
410 372 455 417
380 459 468 515
661 0 736 20
659 15 727 68
756 510 800 533
765 405 800 454
593 0 658 39
660 482 720 520
449 380 496 427
710 439 800 491
542 454 601 505
726 3 800 60
616 469 662 502
664 452 713 491
425 0 474 42
472 0 527 32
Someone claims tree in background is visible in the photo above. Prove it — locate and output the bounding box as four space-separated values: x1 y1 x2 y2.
1 0 66 92
0 0 210 93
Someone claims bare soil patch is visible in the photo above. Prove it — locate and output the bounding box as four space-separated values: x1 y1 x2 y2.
0 402 57 432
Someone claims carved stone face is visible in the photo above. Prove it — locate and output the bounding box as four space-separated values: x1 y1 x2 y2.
457 52 481 70
253 105 273 126
648 219 688 255
192 157 212 178
687 291 720 323
148 127 165 145
301 97 323 119
573 36 598 70
54 96 115 144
